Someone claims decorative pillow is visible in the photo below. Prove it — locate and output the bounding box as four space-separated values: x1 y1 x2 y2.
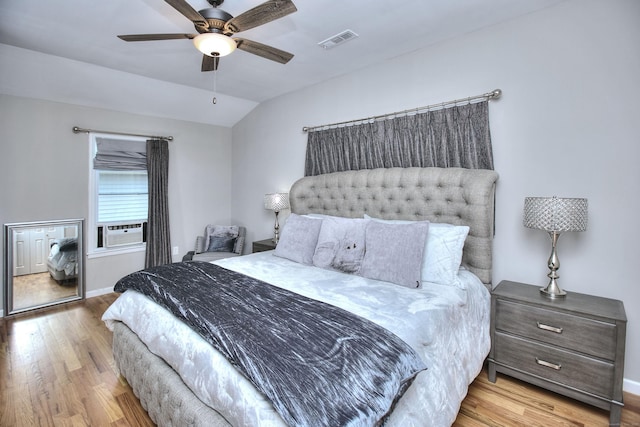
205 225 239 252
358 221 429 288
273 214 323 265
312 217 368 273
207 236 236 252
422 223 469 287
363 215 469 287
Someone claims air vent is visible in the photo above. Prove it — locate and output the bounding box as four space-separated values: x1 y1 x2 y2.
318 29 359 50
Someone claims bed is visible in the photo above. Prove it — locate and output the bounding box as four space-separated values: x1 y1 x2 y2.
102 166 499 427
47 238 78 283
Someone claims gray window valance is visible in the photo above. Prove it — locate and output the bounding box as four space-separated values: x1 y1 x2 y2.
93 137 147 171
304 101 493 176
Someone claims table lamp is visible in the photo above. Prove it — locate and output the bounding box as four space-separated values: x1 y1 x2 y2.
264 192 290 243
523 196 588 298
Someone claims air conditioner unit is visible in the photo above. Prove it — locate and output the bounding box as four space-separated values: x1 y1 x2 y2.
104 223 144 248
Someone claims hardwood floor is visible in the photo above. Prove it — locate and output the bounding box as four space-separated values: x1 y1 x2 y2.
454 370 640 427
1 293 639 426
0 293 153 426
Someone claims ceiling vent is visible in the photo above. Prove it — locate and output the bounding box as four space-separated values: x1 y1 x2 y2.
318 29 359 50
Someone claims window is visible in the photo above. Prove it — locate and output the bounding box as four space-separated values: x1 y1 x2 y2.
88 133 148 255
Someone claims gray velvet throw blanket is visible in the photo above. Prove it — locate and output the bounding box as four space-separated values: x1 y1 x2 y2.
114 261 427 427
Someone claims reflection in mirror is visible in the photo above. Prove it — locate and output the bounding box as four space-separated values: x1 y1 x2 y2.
4 219 84 316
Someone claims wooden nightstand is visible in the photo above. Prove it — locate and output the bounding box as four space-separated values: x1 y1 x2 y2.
252 238 277 253
488 280 627 426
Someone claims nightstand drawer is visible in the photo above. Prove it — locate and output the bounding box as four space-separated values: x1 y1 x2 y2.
495 300 617 360
494 332 614 399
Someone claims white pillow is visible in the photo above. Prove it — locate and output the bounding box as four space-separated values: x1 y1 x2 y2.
422 223 469 287
363 215 469 288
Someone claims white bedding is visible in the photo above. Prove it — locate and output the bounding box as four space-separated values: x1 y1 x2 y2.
102 251 491 427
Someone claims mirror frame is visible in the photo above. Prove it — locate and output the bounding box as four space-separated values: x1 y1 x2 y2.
3 219 85 317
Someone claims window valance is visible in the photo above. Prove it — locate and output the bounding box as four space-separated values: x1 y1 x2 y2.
93 137 147 171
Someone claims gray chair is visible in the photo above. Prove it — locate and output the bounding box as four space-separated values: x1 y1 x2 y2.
182 226 246 262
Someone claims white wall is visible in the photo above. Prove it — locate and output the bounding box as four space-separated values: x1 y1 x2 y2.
0 94 233 297
232 0 640 387
0 44 258 128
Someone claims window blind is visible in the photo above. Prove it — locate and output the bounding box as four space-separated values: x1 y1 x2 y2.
97 170 148 223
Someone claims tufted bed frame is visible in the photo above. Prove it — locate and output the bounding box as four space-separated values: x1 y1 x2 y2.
111 166 499 426
289 167 498 287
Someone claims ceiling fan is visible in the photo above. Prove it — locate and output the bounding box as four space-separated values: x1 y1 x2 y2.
118 0 297 72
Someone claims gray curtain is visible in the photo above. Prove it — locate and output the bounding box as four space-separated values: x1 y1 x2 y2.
145 139 172 268
305 101 493 176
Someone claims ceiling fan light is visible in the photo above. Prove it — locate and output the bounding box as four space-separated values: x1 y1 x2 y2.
193 33 236 57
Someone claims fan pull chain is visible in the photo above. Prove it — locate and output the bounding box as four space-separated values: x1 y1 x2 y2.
212 70 218 104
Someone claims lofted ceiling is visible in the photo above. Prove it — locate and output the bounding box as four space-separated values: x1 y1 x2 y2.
0 0 564 104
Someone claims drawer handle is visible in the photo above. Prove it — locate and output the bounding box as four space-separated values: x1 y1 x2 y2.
536 357 562 370
536 322 563 334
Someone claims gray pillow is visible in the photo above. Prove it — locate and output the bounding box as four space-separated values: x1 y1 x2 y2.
207 236 236 252
312 217 368 273
364 215 470 287
359 220 430 288
273 214 323 265
205 225 239 251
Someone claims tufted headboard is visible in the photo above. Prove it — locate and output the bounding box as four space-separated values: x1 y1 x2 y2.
289 167 499 286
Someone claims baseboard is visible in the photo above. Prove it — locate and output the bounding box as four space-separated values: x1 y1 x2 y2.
624 378 640 396
86 286 115 299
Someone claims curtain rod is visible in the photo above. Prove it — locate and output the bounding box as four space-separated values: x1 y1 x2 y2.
72 126 173 141
302 89 502 133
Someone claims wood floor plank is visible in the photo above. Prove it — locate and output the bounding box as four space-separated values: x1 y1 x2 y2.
93 382 126 423
0 384 18 426
1 293 639 426
46 309 83 372
115 391 156 427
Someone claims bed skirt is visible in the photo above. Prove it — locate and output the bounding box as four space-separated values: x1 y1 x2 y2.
112 321 231 427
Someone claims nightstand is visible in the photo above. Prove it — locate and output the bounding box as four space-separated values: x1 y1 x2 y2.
488 281 627 426
252 238 277 253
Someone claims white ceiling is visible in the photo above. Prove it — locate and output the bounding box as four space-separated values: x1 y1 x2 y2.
0 0 564 104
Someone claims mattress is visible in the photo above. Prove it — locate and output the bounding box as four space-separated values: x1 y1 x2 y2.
102 251 491 426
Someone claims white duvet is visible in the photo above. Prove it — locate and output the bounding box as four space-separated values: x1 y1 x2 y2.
102 251 490 427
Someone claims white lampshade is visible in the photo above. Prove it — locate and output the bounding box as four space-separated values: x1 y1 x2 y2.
264 193 290 212
193 33 237 57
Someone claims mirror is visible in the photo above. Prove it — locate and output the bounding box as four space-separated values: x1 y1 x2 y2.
3 219 84 316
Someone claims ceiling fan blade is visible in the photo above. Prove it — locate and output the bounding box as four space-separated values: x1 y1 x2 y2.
118 33 196 42
224 0 297 34
165 0 209 29
201 55 220 72
234 38 293 64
